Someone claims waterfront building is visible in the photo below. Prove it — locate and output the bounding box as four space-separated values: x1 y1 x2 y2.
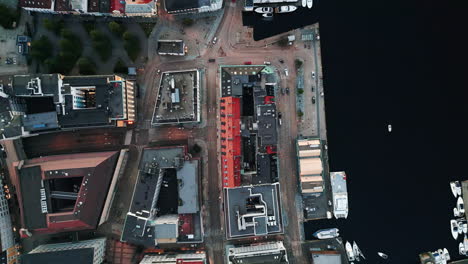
164 0 222 14
224 183 283 239
22 238 106 264
227 241 289 264
121 146 203 247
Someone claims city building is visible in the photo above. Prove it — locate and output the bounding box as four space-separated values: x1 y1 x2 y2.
219 65 279 188
310 250 342 264
227 241 289 264
152 70 200 125
0 74 135 140
224 183 283 239
0 177 17 264
9 151 124 236
157 40 186 56
121 146 203 247
164 0 222 14
297 139 323 195
140 252 206 264
22 238 106 264
19 0 156 16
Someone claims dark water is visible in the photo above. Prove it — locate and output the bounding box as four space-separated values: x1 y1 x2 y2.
244 0 468 263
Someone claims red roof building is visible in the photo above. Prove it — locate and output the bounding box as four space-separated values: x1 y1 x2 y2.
220 97 241 188
11 151 121 236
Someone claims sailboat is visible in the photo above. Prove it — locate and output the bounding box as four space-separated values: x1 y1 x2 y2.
378 252 388 259
352 242 366 260
307 0 313 8
345 241 355 261
302 0 306 7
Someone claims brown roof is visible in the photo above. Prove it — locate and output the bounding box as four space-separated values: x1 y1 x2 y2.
19 0 52 9
88 0 100 12
54 0 72 11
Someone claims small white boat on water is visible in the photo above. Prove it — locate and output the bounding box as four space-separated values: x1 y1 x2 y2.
388 124 392 132
460 242 466 256
302 0 306 7
458 196 465 216
450 181 461 198
352 241 365 260
307 0 313 8
432 248 450 264
345 241 355 262
455 208 460 217
313 228 339 239
377 252 388 259
451 219 460 240
275 5 297 13
255 7 273 14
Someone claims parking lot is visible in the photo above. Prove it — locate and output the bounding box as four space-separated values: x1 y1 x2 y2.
0 11 30 75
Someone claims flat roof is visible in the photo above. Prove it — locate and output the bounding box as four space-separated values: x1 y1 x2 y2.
225 183 283 239
164 0 210 11
157 40 185 55
22 248 94 264
177 160 199 214
22 112 59 132
152 70 199 125
18 166 47 230
257 104 277 146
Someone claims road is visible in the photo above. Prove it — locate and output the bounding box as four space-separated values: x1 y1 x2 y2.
135 1 321 263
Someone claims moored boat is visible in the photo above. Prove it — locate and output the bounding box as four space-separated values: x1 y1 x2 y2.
255 7 273 14
313 228 339 239
331 171 348 219
352 241 365 260
451 219 460 240
450 181 461 198
378 252 388 259
345 241 355 262
307 0 313 8
302 0 306 7
275 5 297 13
457 196 465 216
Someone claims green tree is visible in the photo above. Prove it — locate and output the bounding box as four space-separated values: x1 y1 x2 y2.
277 37 289 47
123 31 140 61
77 57 96 75
43 18 64 34
90 30 112 61
297 110 304 117
295 59 303 69
113 59 127 74
0 4 20 29
30 36 53 61
108 21 124 37
297 88 304 94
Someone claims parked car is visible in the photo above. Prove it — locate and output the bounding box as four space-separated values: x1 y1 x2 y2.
264 61 271 65
284 68 289 76
312 96 316 104
212 37 218 44
279 59 284 64
244 61 252 65
278 112 282 126
208 58 216 63
286 88 290 95
312 71 316 78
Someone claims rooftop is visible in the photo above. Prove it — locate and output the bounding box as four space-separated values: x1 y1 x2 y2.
152 70 200 125
157 40 185 56
121 146 202 246
227 241 289 264
225 183 283 239
19 0 52 9
14 151 120 235
22 248 94 264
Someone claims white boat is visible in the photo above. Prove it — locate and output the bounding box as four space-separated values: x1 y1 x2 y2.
307 0 313 8
451 219 460 240
458 196 465 216
262 13 273 18
302 0 306 7
444 248 450 261
377 252 388 259
450 181 461 198
313 228 339 239
352 241 365 260
460 242 465 255
345 241 355 262
454 208 460 217
255 7 273 14
275 5 297 13
388 124 392 132
331 172 348 219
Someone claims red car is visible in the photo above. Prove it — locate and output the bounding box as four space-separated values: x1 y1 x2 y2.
244 61 252 65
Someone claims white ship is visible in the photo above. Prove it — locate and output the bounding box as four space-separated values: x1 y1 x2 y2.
307 0 313 8
352 241 365 260
331 171 348 219
388 124 392 132
432 248 450 264
313 228 339 239
450 181 461 198
255 7 273 14
275 5 297 13
377 252 388 259
302 0 306 7
454 207 460 217
457 196 465 216
345 241 355 262
451 219 460 240
460 242 465 256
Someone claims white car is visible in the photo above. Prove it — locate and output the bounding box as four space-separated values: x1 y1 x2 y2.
212 37 218 44
312 71 316 78
284 69 289 76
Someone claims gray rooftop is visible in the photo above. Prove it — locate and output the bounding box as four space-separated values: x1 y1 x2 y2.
177 160 199 214
22 248 94 264
22 112 59 132
225 183 283 239
154 223 177 239
256 104 277 146
165 0 210 12
157 40 185 55
220 66 264 97
18 166 48 230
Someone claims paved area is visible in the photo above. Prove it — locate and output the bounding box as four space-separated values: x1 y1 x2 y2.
0 10 31 75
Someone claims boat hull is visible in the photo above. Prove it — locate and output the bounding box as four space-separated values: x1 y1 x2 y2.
307 0 313 8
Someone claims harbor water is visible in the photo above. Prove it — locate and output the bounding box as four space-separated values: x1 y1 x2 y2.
244 0 468 263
